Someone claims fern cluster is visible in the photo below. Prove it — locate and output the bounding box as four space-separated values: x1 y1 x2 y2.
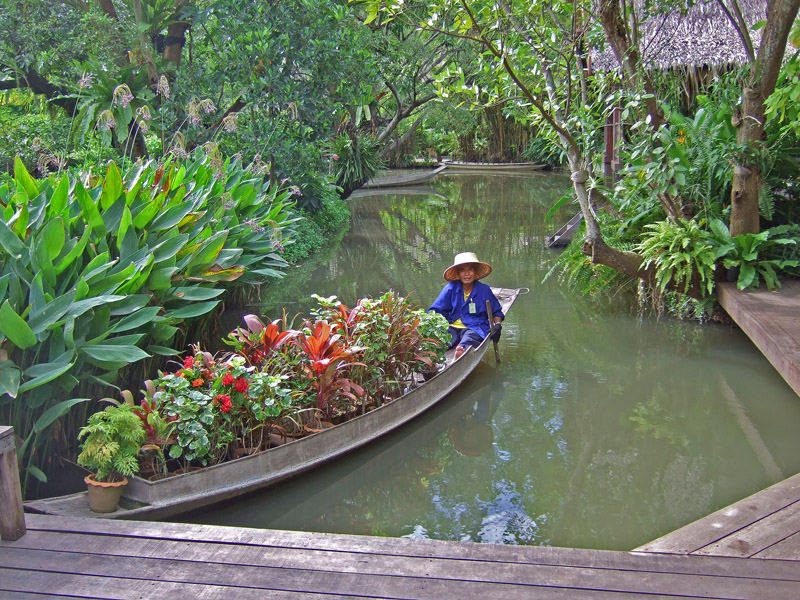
77 403 145 482
637 219 716 297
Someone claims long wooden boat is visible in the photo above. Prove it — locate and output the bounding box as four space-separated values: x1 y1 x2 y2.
441 160 546 172
26 288 521 521
362 165 448 188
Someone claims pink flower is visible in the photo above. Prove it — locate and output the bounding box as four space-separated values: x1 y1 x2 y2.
222 373 235 386
183 356 195 369
332 154 339 161
234 377 249 393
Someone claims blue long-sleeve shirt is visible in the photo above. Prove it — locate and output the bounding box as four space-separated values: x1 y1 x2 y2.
429 280 504 338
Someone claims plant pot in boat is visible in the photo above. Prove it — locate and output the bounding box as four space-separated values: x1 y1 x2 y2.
84 474 128 513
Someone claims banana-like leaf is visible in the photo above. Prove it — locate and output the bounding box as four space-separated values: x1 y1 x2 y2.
113 306 162 332
14 157 39 199
170 287 224 301
46 176 70 219
0 361 22 398
74 181 107 237
0 220 25 257
0 300 37 349
32 397 91 434
167 300 220 319
81 343 150 362
27 290 77 334
18 360 76 394
100 161 124 211
186 265 245 282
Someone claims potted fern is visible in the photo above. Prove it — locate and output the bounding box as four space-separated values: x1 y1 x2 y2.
77 403 145 513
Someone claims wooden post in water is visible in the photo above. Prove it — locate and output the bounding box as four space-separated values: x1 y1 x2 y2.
0 426 26 540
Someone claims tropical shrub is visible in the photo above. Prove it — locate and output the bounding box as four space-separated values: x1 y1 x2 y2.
0 152 298 492
327 132 386 194
707 219 799 291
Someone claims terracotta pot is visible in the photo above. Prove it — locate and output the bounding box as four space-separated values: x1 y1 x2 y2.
84 474 128 513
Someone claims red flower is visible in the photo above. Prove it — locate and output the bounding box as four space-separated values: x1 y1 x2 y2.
222 372 235 386
192 378 204 388
215 394 232 413
234 377 249 393
183 356 194 369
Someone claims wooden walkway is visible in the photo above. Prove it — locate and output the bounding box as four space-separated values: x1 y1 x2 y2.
637 471 800 559
2 512 799 599
717 280 800 397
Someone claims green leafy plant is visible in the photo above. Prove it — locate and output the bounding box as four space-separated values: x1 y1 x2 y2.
637 218 716 296
708 219 799 290
0 152 299 492
327 132 386 194
77 403 145 482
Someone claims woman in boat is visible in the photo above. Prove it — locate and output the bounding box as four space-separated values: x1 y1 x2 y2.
429 252 504 359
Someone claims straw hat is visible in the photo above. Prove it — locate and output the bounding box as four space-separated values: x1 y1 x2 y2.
443 252 492 282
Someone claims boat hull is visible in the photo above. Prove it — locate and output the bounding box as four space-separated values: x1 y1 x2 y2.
441 161 546 172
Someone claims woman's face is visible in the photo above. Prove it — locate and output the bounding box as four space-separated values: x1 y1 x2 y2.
457 264 476 285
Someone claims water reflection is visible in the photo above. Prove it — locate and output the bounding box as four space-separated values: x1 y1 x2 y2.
184 171 800 550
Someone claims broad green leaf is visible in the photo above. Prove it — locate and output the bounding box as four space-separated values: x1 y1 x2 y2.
46 176 70 218
14 156 39 199
186 230 228 273
133 191 166 229
151 201 194 231
41 220 65 259
101 161 123 210
0 361 21 398
81 343 150 362
117 205 133 248
27 290 77 334
147 344 180 356
0 220 25 257
113 306 162 332
170 287 224 301
188 265 245 282
0 300 37 349
66 295 126 318
74 181 107 236
32 397 90 434
54 225 93 276
166 300 220 319
18 360 76 393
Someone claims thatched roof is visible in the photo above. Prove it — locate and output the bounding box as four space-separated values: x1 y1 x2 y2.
591 0 768 72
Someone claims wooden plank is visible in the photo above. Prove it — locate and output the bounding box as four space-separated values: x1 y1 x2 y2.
23 514 800 581
694 500 800 558
717 282 800 396
3 533 792 600
4 545 796 600
0 427 26 541
0 567 353 600
636 472 800 554
753 532 800 560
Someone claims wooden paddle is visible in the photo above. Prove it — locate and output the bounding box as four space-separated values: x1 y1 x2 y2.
486 300 500 364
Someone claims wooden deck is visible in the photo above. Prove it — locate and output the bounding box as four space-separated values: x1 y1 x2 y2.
717 280 800 397
2 513 799 599
637 471 800 559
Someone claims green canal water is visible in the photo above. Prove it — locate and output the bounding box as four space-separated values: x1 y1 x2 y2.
184 171 800 551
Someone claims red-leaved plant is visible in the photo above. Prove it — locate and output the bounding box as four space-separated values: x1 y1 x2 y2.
294 321 365 417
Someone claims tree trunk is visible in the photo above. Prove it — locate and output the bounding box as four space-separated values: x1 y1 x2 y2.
729 0 800 236
597 0 663 129
163 22 191 67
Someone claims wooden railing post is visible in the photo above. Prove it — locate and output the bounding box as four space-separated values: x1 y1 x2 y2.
0 426 26 540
